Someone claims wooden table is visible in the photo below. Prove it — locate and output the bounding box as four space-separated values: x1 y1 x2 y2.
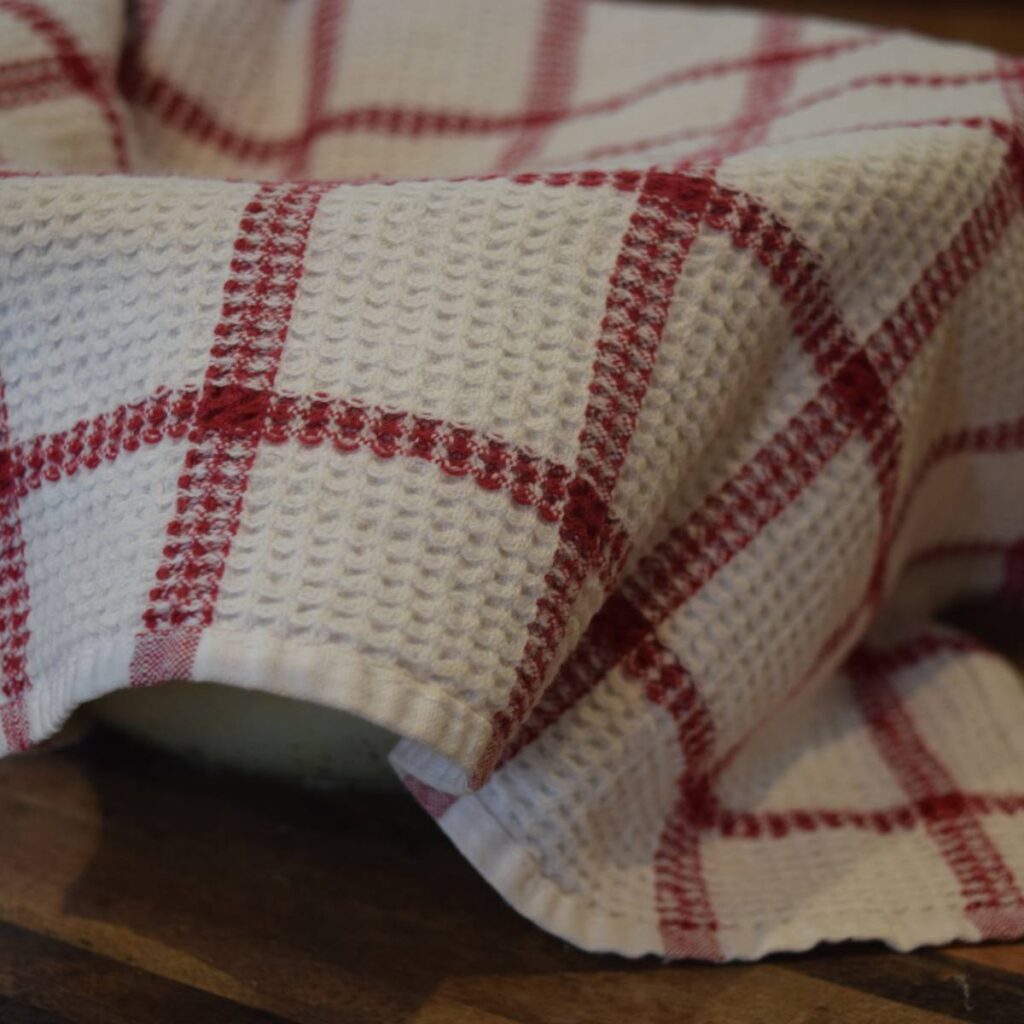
0 735 1021 1024
3 2 1023 1022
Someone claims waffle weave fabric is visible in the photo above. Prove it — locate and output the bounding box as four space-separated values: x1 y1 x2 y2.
1 0 1024 961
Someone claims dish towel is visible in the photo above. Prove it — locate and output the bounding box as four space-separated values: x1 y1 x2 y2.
1 0 1023 961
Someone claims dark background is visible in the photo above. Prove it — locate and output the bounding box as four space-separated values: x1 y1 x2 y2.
684 0 1024 54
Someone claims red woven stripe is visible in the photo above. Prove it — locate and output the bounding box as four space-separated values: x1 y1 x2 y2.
119 33 877 161
479 171 715 781
906 540 1011 570
572 65 1024 166
0 0 129 170
0 54 89 110
5 385 583 526
712 408 1024 783
850 643 1024 938
6 389 198 494
498 150 1022 772
891 414 1024 547
717 793 1024 839
632 637 723 959
499 592 652 763
687 15 803 166
0 164 655 193
1005 537 1024 599
0 374 30 750
130 182 328 684
999 55 1024 126
401 774 458 819
626 380 861 626
867 165 1023 390
772 115 1015 153
284 0 349 178
492 0 585 174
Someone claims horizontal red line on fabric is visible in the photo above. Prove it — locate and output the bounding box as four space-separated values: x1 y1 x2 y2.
715 791 1024 839
119 33 878 160
564 66 1024 166
628 152 1022 635
2 385 580 526
0 53 103 98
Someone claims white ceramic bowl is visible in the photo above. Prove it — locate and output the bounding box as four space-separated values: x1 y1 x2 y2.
87 683 401 791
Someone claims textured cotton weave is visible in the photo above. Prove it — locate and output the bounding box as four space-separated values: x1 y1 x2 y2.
1 0 1024 961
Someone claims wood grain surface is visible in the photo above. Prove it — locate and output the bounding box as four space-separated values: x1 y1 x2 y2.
0 736 1021 1024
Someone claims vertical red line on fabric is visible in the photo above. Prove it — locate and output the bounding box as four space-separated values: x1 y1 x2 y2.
285 0 349 179
689 14 803 166
849 647 1024 938
492 0 586 174
492 143 1021 791
129 181 330 686
476 170 715 784
0 375 31 750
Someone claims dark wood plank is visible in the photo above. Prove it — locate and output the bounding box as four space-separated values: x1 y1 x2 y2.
944 943 1024 975
417 964 960 1023
781 945 1024 1023
1 738 1020 1023
0 918 292 1024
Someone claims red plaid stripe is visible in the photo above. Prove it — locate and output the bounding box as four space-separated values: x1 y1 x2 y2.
685 14 803 166
0 54 92 110
632 636 723 959
718 794 1024 839
492 0 585 174
893 414 1024 547
850 642 1024 938
284 0 349 179
5 386 582 527
478 170 716 782
499 161 1021 765
118 29 878 163
0 375 30 749
0 0 129 170
130 182 331 684
485 130 1023 943
571 66 1024 167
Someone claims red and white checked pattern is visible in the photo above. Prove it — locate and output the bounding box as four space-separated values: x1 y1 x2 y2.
1 0 1023 962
